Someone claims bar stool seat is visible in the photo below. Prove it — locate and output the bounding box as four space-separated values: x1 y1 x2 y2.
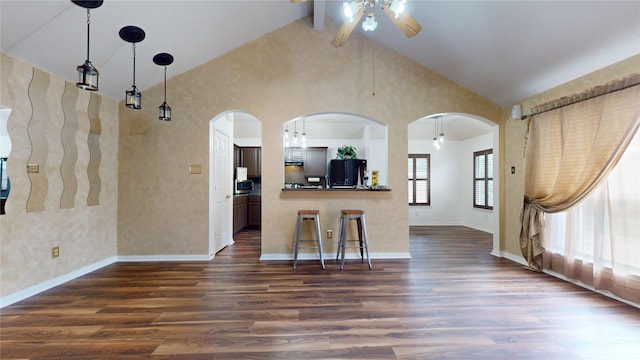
293 210 325 270
336 209 372 270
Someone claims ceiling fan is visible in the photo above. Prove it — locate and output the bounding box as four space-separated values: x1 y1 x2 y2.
292 0 422 47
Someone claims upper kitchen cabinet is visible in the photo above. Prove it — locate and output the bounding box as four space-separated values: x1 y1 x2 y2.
284 147 304 164
304 147 327 177
234 144 241 177
241 147 261 178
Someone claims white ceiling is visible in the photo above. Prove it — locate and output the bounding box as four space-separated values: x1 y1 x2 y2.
2 0 638 139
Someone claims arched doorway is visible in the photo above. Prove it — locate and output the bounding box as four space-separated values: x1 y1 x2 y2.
209 111 262 258
407 113 500 254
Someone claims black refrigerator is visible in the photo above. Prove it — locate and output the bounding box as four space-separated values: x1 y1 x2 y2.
329 159 367 187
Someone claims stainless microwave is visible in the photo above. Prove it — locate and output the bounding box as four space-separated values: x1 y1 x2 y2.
235 180 254 194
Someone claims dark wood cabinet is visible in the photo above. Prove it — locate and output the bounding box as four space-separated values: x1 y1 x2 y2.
304 147 327 177
241 147 261 177
233 145 241 177
248 195 261 227
233 195 248 235
234 195 261 233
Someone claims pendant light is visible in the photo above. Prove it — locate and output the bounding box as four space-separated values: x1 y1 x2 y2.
283 124 290 148
433 117 441 150
72 0 103 91
119 26 145 109
301 117 307 149
153 53 174 121
292 120 299 146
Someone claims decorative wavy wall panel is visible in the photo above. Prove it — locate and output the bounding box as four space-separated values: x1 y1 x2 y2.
60 82 79 209
1 53 119 301
87 93 101 206
26 69 49 212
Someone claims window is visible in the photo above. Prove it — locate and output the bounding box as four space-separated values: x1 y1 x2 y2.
408 154 430 205
546 128 640 276
473 149 493 209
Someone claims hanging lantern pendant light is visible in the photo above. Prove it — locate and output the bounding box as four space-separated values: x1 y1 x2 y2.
119 26 146 109
159 67 171 121
125 44 142 109
72 0 103 91
153 53 174 121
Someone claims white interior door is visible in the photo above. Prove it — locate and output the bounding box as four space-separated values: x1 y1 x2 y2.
211 128 231 256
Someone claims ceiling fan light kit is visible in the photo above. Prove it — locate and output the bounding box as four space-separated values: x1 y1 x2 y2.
389 0 406 18
333 0 421 47
362 13 378 31
343 1 360 22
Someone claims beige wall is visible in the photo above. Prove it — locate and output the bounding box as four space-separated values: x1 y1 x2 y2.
117 18 502 258
0 53 118 300
501 54 640 258
2 16 636 302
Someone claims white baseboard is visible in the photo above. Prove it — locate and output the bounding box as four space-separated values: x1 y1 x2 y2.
117 254 213 262
491 251 639 309
542 268 640 309
464 223 494 234
1 254 216 308
0 256 117 308
494 250 527 266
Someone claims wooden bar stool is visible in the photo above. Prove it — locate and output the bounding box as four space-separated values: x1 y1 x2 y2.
336 209 372 270
293 210 325 270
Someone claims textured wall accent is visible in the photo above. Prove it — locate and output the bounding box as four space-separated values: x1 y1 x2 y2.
87 92 101 206
60 82 79 209
26 68 49 212
1 53 119 300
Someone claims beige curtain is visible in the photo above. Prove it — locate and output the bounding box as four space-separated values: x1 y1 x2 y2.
520 84 640 271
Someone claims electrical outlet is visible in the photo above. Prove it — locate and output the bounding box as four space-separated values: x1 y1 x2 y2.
327 230 333 239
51 246 60 258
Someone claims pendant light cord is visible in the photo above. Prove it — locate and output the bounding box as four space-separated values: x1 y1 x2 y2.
163 66 167 102
132 43 136 86
85 9 91 61
372 51 376 96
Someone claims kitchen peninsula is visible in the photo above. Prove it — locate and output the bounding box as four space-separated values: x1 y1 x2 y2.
282 186 390 192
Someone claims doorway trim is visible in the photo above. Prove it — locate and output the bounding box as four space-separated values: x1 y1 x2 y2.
209 112 234 258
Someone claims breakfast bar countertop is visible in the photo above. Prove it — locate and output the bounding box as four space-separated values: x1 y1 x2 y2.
281 186 391 192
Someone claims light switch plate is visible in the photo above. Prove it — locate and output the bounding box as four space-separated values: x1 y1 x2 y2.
27 163 39 173
189 165 202 174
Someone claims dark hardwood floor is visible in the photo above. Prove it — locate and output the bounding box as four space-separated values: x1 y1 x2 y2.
1 226 638 359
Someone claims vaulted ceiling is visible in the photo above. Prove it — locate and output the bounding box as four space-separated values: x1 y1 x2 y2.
2 0 639 139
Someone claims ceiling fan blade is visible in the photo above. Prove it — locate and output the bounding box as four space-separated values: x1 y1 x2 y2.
383 6 422 38
331 8 365 47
